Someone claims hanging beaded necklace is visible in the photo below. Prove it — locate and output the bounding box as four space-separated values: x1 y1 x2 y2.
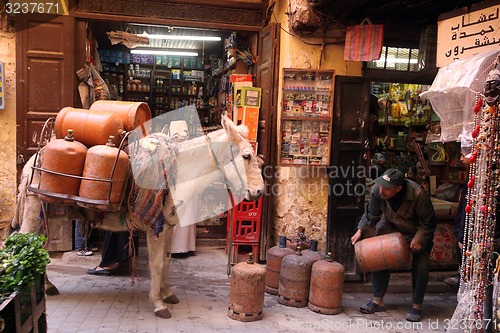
460 56 500 329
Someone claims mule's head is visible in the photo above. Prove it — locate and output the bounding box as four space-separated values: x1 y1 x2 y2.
220 115 264 201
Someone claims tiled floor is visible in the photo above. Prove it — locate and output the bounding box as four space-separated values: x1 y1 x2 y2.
45 246 458 332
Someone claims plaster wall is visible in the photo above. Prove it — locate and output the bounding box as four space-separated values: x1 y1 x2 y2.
0 20 17 236
271 1 363 251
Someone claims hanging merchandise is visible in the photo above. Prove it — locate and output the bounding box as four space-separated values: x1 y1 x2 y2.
450 55 500 330
344 18 384 62
287 0 323 35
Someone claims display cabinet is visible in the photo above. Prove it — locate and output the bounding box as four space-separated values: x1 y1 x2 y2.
279 69 334 166
371 81 433 181
98 49 205 118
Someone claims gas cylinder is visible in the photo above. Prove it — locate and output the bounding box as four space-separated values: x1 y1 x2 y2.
79 136 130 210
265 235 294 295
278 247 312 308
286 226 310 250
354 232 411 273
89 100 151 134
302 239 325 264
54 107 125 147
308 252 345 315
39 130 87 204
228 253 266 322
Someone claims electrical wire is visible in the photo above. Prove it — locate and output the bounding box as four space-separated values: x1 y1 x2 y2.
271 9 344 47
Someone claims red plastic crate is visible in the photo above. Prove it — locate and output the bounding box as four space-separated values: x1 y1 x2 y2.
227 242 259 264
232 197 263 219
226 198 263 243
227 217 261 243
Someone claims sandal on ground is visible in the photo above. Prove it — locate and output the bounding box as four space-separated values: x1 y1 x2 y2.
359 301 385 314
86 267 111 276
76 249 93 257
405 308 422 322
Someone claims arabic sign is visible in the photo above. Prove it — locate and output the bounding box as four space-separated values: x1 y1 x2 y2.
437 4 500 67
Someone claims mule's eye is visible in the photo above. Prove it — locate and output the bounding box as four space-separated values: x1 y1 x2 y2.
242 154 251 160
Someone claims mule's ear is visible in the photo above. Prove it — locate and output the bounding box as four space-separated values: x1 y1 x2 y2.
221 114 234 131
236 125 249 139
221 114 241 142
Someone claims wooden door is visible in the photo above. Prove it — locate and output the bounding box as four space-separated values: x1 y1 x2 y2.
256 22 280 260
16 15 75 171
327 76 370 281
16 15 75 251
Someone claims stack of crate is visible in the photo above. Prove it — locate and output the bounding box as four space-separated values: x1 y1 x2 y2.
226 197 263 264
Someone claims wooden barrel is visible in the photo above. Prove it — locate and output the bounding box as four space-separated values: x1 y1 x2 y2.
55 107 124 147
354 232 411 273
90 100 151 134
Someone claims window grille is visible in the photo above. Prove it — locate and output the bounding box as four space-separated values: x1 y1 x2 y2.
366 46 419 72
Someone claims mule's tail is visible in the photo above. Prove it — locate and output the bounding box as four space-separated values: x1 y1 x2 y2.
12 155 35 230
11 174 28 230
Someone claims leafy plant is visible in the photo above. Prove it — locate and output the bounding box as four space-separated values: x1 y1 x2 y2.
0 233 50 301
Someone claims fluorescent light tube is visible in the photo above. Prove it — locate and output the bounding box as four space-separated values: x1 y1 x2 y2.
131 49 198 57
139 33 220 41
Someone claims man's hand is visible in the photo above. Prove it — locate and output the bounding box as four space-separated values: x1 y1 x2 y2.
458 242 463 250
351 229 362 245
410 238 422 252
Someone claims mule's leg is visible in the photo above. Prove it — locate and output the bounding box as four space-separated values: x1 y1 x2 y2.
160 224 179 304
45 275 60 295
146 228 172 319
19 195 65 296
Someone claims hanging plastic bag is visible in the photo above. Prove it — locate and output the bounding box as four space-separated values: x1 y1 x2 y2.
89 64 110 101
344 18 384 62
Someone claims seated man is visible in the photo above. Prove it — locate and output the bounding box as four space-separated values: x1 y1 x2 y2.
351 168 436 322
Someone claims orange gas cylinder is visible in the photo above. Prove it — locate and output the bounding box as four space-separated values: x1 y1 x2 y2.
308 252 345 315
79 136 130 210
265 235 294 295
54 107 124 147
278 247 312 308
354 232 411 273
89 100 151 134
39 130 87 204
228 253 266 322
302 239 325 264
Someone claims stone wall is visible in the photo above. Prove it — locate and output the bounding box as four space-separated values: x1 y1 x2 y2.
271 1 363 252
0 16 17 238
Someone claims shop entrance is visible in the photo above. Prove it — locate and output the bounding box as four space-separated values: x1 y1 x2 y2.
15 13 280 259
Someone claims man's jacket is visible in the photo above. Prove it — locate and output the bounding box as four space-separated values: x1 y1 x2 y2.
358 180 436 248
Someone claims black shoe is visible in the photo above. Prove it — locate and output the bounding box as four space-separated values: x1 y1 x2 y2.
359 301 385 314
406 308 422 322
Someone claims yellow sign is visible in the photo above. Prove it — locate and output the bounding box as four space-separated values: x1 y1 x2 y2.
437 4 500 67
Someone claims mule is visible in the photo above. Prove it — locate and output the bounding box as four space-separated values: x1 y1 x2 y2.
12 115 264 319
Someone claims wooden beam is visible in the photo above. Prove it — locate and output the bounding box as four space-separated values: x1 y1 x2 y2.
159 0 267 10
74 11 262 31
76 0 263 31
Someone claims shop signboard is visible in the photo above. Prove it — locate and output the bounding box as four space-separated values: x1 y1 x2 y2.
437 3 500 67
0 62 4 110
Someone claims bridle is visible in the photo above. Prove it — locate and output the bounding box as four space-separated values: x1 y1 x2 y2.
205 135 246 200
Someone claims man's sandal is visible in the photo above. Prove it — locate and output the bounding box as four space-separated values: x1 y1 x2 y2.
359 301 385 314
405 308 422 322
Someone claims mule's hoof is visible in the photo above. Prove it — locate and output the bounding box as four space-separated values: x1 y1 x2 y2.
154 308 172 319
46 285 60 296
164 295 179 304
